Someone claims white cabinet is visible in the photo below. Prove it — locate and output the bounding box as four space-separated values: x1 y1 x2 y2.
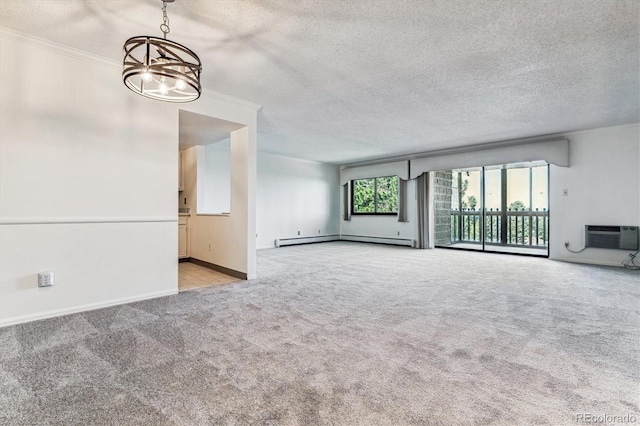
178 216 189 259
178 150 184 191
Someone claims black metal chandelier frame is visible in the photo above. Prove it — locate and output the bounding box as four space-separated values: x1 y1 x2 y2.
122 0 202 103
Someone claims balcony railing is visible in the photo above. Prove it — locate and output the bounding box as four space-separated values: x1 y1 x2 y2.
450 208 548 247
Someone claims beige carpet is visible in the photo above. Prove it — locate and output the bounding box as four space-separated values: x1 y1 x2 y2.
1 242 638 425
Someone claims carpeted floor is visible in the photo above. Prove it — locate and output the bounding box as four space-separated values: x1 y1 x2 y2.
1 242 638 425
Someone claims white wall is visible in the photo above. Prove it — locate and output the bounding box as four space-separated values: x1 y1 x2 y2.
0 30 177 326
256 152 341 249
182 145 233 270
184 149 339 258
550 124 640 265
0 28 259 325
201 139 231 214
339 124 639 266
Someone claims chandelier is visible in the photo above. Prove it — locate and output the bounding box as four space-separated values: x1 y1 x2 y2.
122 0 202 102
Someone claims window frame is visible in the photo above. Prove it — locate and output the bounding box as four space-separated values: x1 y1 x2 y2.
350 175 399 216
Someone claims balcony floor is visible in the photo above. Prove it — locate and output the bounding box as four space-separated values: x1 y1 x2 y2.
442 242 548 256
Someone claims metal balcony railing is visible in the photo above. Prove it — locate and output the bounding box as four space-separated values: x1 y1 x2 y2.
450 208 549 247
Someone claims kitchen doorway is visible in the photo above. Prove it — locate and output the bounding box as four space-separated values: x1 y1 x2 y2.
177 110 251 291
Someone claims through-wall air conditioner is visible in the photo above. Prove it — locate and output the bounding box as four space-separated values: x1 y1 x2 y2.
584 225 639 250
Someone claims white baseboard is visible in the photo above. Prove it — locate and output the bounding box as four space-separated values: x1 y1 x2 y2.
550 256 623 267
340 234 415 247
275 235 340 247
0 289 178 328
274 234 414 248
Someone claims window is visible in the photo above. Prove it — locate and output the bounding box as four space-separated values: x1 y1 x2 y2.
352 176 399 214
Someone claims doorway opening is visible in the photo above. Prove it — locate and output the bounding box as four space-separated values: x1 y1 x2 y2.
434 161 549 256
177 110 247 292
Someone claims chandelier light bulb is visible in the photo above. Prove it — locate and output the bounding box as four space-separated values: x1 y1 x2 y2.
175 78 187 90
159 79 169 95
141 71 152 82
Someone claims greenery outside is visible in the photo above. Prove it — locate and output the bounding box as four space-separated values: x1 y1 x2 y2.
353 176 399 214
453 176 548 245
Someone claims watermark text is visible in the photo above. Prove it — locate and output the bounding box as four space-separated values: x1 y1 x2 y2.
576 413 637 424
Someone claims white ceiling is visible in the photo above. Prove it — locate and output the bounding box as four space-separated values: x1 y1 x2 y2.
1 0 638 164
178 110 241 150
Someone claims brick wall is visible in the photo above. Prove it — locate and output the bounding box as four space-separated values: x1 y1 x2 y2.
433 171 453 245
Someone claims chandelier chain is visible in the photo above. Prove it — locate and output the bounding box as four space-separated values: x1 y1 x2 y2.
160 1 170 39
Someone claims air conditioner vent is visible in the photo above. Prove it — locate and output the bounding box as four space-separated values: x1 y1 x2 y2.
585 225 638 250
587 225 621 233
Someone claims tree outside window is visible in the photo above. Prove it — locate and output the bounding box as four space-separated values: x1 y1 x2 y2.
352 176 399 214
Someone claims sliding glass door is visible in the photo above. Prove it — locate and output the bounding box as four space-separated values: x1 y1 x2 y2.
434 162 549 256
483 166 503 246
449 168 483 251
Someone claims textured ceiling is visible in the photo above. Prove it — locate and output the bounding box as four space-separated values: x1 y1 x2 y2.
1 0 638 164
179 111 242 150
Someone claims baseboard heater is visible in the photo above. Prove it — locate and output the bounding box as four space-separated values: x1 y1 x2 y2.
585 225 639 250
339 234 415 247
274 234 415 248
275 235 340 247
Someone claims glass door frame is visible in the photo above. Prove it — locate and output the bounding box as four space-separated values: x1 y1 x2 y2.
436 162 550 257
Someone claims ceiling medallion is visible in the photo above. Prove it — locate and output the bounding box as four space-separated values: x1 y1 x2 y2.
122 0 202 102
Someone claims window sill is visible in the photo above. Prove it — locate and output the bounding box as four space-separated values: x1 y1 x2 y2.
351 213 398 216
196 213 230 217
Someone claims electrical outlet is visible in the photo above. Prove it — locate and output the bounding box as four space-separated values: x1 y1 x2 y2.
318 230 321 234
298 230 301 235
397 231 400 236
208 244 211 251
38 271 55 287
564 241 570 247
